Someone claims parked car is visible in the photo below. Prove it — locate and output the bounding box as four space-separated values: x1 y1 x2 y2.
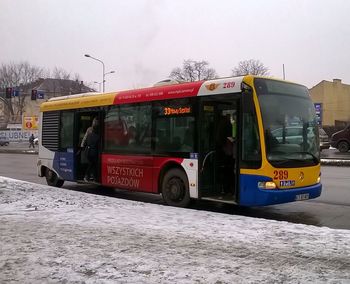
0 137 10 146
319 127 330 151
271 126 329 151
271 126 314 144
330 125 350 153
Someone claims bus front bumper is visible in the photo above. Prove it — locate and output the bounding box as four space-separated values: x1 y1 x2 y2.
239 174 322 207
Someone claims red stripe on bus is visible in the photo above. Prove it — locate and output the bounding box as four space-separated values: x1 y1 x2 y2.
113 81 203 104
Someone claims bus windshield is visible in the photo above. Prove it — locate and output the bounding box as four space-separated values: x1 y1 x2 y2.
255 78 319 167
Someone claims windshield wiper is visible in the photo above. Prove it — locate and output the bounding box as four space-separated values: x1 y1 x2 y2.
268 151 319 165
293 151 319 164
269 158 310 165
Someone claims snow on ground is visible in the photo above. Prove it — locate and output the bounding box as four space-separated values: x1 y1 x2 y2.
0 176 350 283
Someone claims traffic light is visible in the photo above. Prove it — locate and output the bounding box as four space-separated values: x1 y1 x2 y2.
5 87 13 98
31 89 37 100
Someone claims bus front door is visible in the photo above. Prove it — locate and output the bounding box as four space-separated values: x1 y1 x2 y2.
199 100 238 202
76 112 101 182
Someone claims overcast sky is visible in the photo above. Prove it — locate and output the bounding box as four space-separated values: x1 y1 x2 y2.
1 0 350 92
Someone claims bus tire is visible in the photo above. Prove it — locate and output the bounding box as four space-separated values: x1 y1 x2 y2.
161 168 190 207
45 168 64 187
338 141 349 153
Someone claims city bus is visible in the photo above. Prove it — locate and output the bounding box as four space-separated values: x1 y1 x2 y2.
37 75 322 207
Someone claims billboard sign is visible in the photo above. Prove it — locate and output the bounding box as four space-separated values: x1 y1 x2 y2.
314 103 322 126
22 116 39 130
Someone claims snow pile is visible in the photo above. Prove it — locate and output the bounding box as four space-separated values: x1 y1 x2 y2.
0 176 349 283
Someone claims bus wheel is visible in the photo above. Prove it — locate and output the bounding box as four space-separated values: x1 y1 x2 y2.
162 168 190 207
45 168 64 187
338 141 349 153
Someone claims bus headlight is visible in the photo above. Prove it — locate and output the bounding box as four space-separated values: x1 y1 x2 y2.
258 181 277 190
317 175 321 183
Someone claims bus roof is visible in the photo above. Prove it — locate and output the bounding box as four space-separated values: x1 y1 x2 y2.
47 92 102 101
40 76 246 112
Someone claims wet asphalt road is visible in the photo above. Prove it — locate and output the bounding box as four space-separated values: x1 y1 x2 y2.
0 144 349 230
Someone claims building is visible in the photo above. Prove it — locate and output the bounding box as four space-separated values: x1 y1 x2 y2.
309 79 350 127
0 78 94 129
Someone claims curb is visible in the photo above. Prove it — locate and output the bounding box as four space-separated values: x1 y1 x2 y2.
320 159 350 167
0 149 38 155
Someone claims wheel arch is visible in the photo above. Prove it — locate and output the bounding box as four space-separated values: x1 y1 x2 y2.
157 161 187 194
337 139 350 146
39 165 47 177
38 164 61 180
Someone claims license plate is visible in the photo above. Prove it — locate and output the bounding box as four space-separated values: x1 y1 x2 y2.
295 193 310 201
280 180 295 187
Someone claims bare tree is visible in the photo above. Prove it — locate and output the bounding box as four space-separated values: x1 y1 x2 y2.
170 59 218 82
73 73 82 82
0 61 46 89
51 67 71 80
0 62 46 122
0 62 85 126
232 59 269 76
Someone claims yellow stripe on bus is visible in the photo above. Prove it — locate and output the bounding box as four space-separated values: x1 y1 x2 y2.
241 164 320 188
40 93 117 112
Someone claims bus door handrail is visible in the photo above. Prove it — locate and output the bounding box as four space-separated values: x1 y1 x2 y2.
201 150 216 173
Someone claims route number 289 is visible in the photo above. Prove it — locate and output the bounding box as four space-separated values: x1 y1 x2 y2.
273 170 288 180
223 82 235 88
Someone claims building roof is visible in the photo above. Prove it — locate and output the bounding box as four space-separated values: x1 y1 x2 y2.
1 78 94 98
310 78 350 90
33 78 94 95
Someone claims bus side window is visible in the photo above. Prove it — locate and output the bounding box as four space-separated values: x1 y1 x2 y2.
155 116 195 154
104 104 152 153
241 92 261 168
182 128 193 152
60 111 74 150
242 114 260 159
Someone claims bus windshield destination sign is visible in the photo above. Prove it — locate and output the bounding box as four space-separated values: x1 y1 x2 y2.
163 106 191 116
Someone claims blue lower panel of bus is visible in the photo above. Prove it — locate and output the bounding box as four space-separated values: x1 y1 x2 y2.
53 151 75 181
239 174 322 206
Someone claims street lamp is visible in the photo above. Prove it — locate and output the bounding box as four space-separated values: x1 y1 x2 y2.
104 70 116 91
85 54 110 93
105 70 115 76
